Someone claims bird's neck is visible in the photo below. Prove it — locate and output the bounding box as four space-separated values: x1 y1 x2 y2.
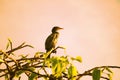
52 31 58 33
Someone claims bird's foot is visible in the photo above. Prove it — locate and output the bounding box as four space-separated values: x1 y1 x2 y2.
52 50 57 53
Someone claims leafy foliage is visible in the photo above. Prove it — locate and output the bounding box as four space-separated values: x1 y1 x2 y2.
68 64 78 80
0 39 120 80
51 56 69 78
92 68 101 80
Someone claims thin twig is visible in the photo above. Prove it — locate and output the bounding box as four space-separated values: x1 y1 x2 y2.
77 65 120 80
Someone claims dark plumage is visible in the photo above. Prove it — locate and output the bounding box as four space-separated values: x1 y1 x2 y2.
45 26 63 58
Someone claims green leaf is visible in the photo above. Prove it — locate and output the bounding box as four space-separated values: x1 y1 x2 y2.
60 56 69 72
29 73 38 80
0 55 3 59
45 59 51 67
0 59 4 62
34 52 40 58
16 70 25 77
5 74 9 80
54 63 62 77
107 74 113 80
28 67 35 71
92 68 101 80
50 57 69 78
68 64 77 80
75 56 82 63
51 57 59 74
71 56 82 63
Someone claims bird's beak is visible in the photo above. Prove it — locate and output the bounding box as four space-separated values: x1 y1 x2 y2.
58 27 63 30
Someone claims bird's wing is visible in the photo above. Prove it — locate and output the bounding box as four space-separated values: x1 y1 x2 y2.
45 33 59 51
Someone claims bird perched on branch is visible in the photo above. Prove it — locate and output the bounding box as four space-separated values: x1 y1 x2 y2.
45 26 63 58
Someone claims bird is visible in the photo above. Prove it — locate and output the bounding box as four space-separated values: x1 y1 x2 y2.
45 26 63 58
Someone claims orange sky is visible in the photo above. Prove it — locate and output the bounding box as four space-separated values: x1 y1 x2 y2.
0 0 120 80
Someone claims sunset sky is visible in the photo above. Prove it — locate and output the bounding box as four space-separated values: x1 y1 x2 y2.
0 0 120 80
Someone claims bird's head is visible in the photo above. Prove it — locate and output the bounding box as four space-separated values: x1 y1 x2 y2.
52 26 63 33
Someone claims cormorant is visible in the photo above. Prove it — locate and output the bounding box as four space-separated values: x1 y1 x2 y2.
45 26 63 58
